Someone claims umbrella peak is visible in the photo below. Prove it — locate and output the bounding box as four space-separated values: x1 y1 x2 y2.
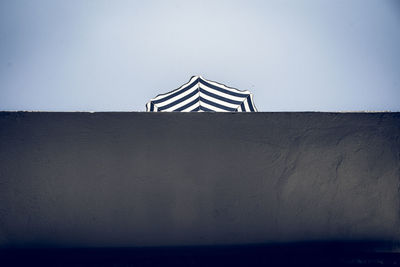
146 76 257 112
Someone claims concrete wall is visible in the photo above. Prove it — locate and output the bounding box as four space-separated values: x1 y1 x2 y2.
0 112 399 248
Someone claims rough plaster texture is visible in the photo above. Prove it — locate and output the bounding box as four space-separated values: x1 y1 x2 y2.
0 112 399 248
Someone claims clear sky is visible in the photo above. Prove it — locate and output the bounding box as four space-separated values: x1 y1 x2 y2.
0 0 399 112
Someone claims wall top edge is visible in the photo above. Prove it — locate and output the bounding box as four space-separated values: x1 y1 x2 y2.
0 111 398 114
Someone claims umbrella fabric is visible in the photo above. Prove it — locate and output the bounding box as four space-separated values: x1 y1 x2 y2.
146 76 257 112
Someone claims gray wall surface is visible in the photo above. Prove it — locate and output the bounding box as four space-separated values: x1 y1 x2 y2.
0 112 399 248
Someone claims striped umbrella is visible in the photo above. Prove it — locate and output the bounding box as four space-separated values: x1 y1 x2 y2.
146 76 257 112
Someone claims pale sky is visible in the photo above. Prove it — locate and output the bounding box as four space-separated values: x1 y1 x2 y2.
0 0 399 111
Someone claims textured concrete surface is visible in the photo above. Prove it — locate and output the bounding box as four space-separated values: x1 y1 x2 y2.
0 112 399 248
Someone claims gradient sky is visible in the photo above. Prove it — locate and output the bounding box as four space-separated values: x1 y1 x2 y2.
0 0 399 112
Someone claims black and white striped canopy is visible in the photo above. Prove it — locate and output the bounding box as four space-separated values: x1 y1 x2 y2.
146 76 257 112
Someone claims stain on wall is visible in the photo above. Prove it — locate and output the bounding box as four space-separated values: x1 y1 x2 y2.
0 112 399 248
